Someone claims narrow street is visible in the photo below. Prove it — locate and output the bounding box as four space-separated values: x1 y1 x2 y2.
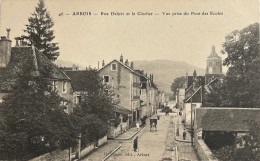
82 104 200 161
107 111 171 161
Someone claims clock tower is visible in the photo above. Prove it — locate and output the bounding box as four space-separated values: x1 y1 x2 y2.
206 45 222 75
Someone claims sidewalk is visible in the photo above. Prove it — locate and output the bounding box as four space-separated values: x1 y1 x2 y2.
174 115 191 143
115 124 147 140
80 123 147 161
172 113 199 161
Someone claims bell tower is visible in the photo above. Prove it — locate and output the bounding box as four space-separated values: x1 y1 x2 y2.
206 45 222 74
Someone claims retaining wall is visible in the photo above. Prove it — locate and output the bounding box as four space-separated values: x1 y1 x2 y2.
194 132 218 161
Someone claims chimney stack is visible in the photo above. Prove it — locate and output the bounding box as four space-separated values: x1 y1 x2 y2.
0 29 12 67
125 59 129 66
15 37 19 46
130 61 134 69
6 28 10 39
120 54 123 63
102 60 105 67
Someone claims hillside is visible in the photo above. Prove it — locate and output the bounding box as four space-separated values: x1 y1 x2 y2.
133 60 205 93
54 59 85 70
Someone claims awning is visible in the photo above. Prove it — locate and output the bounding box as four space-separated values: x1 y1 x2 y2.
114 105 132 115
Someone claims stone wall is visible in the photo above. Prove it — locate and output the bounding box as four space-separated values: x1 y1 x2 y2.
108 122 128 138
194 132 218 161
29 149 70 161
98 135 107 147
80 142 95 158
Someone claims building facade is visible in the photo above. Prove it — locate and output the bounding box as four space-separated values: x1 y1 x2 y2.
98 56 142 126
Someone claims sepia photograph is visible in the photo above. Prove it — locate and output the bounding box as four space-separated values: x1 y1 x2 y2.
0 0 259 160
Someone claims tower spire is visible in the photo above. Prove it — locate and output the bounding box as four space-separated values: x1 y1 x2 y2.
211 45 217 56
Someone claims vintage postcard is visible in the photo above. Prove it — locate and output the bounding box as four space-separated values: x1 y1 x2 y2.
0 0 259 160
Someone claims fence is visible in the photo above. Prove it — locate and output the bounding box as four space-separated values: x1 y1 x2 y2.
30 135 108 161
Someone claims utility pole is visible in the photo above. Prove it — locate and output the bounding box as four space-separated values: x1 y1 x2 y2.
191 86 194 146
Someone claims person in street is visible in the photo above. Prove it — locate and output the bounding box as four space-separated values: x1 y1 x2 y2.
183 129 187 140
136 121 140 131
133 136 138 152
157 114 160 120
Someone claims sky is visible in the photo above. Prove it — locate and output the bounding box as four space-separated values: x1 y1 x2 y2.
0 0 259 71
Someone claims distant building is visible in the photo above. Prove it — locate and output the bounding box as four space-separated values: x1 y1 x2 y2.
205 45 224 83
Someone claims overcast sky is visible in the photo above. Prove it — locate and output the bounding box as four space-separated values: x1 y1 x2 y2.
0 0 259 71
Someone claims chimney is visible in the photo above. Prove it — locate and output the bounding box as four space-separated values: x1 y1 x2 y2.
6 28 10 39
98 61 100 69
0 29 12 67
130 61 134 69
15 37 19 46
120 54 123 63
125 59 129 66
141 70 144 74
151 74 154 83
102 60 105 67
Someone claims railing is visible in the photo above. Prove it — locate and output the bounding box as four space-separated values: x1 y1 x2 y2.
133 95 140 100
133 82 140 87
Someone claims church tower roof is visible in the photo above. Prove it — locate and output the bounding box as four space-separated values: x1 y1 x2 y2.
208 45 220 58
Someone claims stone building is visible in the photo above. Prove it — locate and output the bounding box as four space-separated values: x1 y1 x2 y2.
98 55 142 126
205 45 224 83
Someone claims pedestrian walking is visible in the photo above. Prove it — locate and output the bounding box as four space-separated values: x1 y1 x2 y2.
157 114 160 120
133 136 138 152
183 129 186 140
136 122 140 131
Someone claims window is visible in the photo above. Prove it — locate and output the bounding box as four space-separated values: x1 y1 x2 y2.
104 89 109 94
104 75 110 83
111 63 117 71
62 81 67 93
140 90 142 95
76 95 82 105
60 101 69 113
52 80 57 91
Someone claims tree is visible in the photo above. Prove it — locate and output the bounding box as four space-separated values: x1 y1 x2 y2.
24 0 59 60
204 23 260 107
213 120 260 161
0 56 77 159
69 69 115 145
171 76 186 97
220 23 260 107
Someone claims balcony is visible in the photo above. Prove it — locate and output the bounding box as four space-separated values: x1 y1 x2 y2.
133 82 140 87
133 95 140 100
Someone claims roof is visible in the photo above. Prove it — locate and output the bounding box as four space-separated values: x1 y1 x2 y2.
0 46 70 92
114 105 132 115
196 107 260 132
205 74 224 84
187 76 205 88
98 59 142 76
184 86 202 103
64 70 91 91
134 70 149 81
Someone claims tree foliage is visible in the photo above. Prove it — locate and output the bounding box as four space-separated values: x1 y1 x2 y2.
213 121 260 161
204 23 260 107
70 69 115 145
0 57 77 159
171 76 186 96
24 0 59 60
